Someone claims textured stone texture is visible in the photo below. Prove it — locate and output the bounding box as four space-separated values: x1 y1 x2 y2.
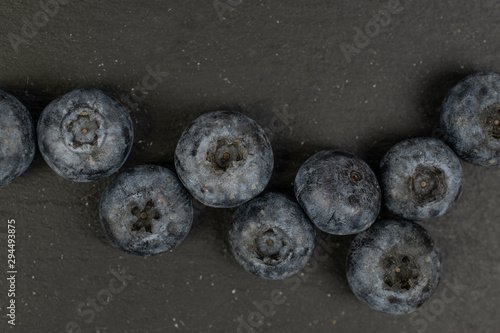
0 1 499 332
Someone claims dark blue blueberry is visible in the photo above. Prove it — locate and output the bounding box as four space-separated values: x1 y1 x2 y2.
380 137 464 221
441 72 500 166
229 192 315 279
38 88 133 182
346 219 442 315
175 111 273 208
100 165 193 256
0 90 36 187
294 150 381 235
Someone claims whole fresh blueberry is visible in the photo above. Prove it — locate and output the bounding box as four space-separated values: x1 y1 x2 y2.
229 192 315 279
346 219 442 315
380 137 464 221
441 72 500 166
38 88 133 182
175 111 273 208
294 150 381 235
0 90 36 187
100 165 193 256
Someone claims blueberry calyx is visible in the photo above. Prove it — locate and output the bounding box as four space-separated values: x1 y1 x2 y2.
253 227 291 265
62 106 104 150
130 200 161 233
410 166 447 203
382 254 419 291
68 111 100 147
208 139 245 171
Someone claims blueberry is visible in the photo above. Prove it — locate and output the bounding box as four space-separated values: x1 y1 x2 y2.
380 137 464 221
99 165 193 256
229 193 315 279
38 88 133 182
294 150 381 235
441 72 500 166
175 111 273 208
0 90 36 187
346 219 442 315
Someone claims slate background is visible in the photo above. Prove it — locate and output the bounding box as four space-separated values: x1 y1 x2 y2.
0 0 499 332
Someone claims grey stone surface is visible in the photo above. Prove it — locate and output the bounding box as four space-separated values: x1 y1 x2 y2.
0 0 499 332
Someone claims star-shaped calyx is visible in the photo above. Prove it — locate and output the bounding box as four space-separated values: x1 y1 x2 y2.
130 200 161 233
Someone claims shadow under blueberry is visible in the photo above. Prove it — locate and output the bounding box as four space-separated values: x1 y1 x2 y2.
2 86 61 122
79 177 116 246
353 67 479 174
97 85 154 167
1 86 57 174
268 141 335 198
205 204 237 259
313 230 356 288
415 67 479 136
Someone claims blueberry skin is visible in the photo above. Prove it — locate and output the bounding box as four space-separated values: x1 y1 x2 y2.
229 192 315 280
38 88 133 182
294 150 381 235
441 72 500 166
380 137 464 221
175 111 273 208
0 90 36 187
346 219 442 315
100 165 193 256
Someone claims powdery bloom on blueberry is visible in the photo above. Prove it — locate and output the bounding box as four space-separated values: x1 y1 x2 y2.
175 111 273 208
38 88 133 182
0 90 36 187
